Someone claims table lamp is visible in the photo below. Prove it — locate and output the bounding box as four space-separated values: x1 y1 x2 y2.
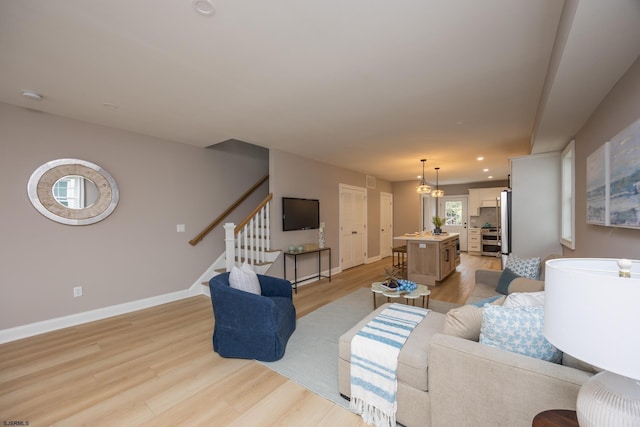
544 258 640 426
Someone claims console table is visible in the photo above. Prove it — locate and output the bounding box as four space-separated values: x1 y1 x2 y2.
283 247 331 293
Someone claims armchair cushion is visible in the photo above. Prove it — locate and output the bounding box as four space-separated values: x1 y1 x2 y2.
229 263 261 295
209 272 296 362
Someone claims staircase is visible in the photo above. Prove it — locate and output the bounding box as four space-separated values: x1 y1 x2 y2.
192 194 281 295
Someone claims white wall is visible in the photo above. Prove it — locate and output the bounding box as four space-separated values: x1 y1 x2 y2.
510 152 563 258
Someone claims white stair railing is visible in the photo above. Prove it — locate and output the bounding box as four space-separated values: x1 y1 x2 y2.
224 198 271 272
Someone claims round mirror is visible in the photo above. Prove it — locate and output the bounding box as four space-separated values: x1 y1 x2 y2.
52 175 99 209
27 159 119 225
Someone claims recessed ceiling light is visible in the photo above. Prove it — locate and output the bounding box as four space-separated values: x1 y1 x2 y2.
477 156 484 161
21 90 43 100
483 168 489 172
192 0 215 16
488 176 494 179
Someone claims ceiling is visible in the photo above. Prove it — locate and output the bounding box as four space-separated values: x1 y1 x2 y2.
1 1 639 185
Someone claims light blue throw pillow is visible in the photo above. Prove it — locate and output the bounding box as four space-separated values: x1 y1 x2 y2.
470 295 503 307
505 255 541 280
480 305 562 363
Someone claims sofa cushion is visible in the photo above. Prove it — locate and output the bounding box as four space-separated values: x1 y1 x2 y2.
229 263 261 295
503 291 545 308
339 303 446 392
480 305 562 363
442 304 484 341
496 267 520 294
505 255 542 280
443 297 505 341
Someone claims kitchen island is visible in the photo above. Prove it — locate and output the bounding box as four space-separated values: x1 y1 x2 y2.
394 233 460 286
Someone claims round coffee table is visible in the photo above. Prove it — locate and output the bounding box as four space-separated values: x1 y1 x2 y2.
371 282 430 309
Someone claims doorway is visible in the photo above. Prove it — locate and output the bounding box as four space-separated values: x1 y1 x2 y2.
339 184 367 270
438 195 468 251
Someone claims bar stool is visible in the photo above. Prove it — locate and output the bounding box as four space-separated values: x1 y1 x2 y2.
392 245 407 273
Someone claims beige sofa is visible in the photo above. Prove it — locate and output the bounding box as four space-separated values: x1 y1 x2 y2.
468 254 560 303
338 259 594 427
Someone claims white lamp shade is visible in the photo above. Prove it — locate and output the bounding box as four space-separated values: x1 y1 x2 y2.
544 258 640 380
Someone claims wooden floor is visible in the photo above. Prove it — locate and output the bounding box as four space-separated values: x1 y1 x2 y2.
0 254 498 426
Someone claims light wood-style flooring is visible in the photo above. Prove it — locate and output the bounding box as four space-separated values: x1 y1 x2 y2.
0 254 499 426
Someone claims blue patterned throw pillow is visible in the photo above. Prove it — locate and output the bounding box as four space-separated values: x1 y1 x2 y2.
480 305 562 363
495 267 520 295
505 255 541 280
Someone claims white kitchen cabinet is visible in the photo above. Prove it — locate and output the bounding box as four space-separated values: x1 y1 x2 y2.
468 228 482 255
468 187 506 215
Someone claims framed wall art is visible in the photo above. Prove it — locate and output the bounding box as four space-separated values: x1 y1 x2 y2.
586 142 609 226
608 117 640 228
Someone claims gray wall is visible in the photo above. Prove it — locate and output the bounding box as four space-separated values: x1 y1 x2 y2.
1 56 638 332
391 179 509 236
269 150 392 279
0 102 268 329
569 57 640 259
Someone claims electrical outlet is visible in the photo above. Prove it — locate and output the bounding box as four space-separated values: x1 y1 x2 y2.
73 286 83 297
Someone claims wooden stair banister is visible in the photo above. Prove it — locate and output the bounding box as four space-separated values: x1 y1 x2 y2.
234 193 273 234
189 174 269 246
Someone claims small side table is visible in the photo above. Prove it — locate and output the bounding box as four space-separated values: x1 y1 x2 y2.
371 282 430 309
532 410 578 427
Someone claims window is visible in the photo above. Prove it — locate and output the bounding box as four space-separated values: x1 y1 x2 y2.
444 200 463 226
52 175 85 209
561 140 575 249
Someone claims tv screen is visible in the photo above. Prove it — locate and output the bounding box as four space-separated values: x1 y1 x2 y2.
282 197 320 231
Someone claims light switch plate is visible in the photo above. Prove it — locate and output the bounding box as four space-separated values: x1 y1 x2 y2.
177 224 186 232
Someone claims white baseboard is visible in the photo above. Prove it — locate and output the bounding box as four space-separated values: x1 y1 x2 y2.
1 258 335 344
0 289 192 344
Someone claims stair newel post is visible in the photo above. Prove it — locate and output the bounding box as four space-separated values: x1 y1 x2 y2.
224 223 236 272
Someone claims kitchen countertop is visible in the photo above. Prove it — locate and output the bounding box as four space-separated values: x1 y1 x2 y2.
394 232 460 242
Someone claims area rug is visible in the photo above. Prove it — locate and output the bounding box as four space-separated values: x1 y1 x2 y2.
259 287 460 409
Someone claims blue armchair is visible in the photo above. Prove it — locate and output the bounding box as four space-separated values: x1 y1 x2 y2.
209 272 296 362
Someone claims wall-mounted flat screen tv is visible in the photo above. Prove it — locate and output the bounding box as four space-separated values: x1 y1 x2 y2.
282 197 320 231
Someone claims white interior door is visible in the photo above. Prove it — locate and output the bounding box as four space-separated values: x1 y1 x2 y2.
339 184 367 270
439 196 468 251
380 192 393 258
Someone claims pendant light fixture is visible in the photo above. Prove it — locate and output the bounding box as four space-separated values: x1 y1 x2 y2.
416 159 431 194
432 167 444 198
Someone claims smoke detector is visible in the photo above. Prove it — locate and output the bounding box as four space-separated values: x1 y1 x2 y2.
192 0 215 16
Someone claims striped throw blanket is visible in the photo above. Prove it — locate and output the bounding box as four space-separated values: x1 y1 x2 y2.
350 303 429 427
